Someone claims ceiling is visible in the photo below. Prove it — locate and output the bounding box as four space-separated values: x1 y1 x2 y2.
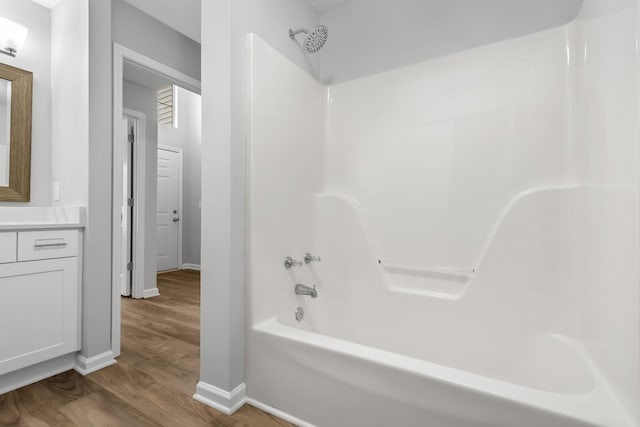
29 0 345 43
31 0 61 9
318 0 585 83
120 0 352 42
30 0 201 43
122 0 201 43
307 0 352 13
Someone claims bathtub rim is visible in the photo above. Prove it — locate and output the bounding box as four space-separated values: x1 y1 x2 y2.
253 316 634 427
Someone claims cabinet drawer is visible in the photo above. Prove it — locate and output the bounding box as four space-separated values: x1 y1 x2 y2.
18 230 79 262
0 232 17 264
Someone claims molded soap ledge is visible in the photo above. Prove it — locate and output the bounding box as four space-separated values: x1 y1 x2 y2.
0 206 86 230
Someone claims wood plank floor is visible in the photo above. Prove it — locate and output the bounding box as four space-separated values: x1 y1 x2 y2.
0 270 292 427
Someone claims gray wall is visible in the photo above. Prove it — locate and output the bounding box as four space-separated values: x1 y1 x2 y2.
112 0 201 80
318 0 584 83
124 81 202 285
200 0 320 396
123 80 158 292
84 0 113 360
114 0 202 294
82 0 202 361
181 90 202 267
158 87 202 267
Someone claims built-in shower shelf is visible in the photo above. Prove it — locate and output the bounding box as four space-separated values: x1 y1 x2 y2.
378 260 475 279
378 260 475 299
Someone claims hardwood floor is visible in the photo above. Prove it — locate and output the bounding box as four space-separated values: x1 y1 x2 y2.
0 270 292 427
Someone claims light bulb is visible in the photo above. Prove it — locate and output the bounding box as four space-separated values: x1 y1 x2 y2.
0 17 28 57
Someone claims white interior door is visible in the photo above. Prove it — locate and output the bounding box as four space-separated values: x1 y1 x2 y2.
157 148 181 272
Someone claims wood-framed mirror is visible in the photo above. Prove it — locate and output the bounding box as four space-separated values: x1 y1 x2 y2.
0 63 32 202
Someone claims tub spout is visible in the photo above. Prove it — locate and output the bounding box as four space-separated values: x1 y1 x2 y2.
295 284 317 298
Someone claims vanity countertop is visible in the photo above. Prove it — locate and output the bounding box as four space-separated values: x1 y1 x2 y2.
0 206 86 230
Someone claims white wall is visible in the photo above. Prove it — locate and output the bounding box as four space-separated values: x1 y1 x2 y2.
158 87 202 267
0 0 52 206
573 0 638 187
51 0 89 206
246 34 325 326
325 25 572 272
244 1 639 423
0 0 89 207
572 0 639 421
211 1 638 422
318 0 583 83
242 25 579 413
1 0 99 363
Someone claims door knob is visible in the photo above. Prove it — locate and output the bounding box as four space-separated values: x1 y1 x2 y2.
173 210 178 214
173 218 180 222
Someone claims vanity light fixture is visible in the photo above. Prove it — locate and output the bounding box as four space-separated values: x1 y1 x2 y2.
0 17 28 57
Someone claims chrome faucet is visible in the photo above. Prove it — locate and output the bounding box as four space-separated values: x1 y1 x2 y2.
304 252 321 264
284 256 303 269
295 284 318 298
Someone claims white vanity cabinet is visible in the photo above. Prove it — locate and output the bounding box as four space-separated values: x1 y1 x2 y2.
0 232 16 264
0 228 82 376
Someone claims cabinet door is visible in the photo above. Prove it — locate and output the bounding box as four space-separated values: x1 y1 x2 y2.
0 258 80 375
0 232 17 264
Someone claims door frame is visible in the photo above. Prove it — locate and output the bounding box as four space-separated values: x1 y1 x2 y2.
112 43 201 358
123 108 146 301
120 116 131 298
157 145 184 272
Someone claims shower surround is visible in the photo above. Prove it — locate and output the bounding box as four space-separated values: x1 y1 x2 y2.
245 2 639 426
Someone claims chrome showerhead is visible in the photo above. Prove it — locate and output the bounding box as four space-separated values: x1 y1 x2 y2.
289 25 328 54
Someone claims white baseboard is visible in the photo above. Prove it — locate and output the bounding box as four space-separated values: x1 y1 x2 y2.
143 288 160 299
74 351 117 376
0 353 76 395
246 398 315 427
181 263 201 271
193 381 246 415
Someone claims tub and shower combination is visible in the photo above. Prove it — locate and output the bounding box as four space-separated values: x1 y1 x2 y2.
245 1 639 426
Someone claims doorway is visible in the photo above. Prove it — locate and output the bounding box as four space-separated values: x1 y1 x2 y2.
111 43 201 358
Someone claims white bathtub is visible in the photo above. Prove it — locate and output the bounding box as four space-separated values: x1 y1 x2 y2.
250 314 629 427
246 22 638 425
246 188 635 427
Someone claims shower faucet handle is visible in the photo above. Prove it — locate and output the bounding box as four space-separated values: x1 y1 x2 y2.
304 252 322 264
284 257 303 269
